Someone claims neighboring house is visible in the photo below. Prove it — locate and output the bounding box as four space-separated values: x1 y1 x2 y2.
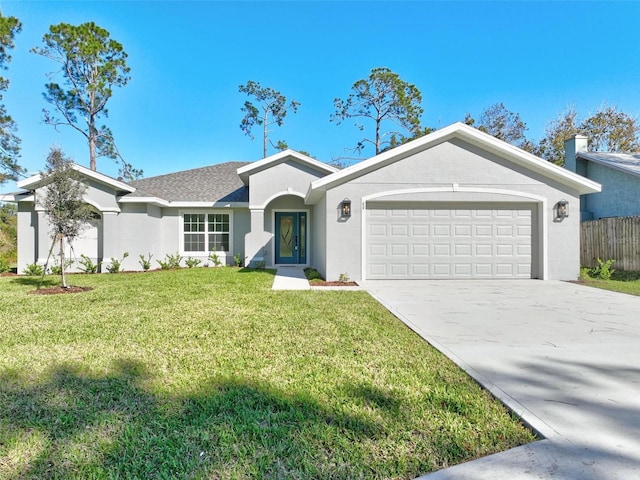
565 135 640 220
2 123 600 281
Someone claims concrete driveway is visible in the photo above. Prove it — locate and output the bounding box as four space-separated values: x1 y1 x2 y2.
360 280 640 480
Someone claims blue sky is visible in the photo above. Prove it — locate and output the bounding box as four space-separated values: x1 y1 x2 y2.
2 0 640 193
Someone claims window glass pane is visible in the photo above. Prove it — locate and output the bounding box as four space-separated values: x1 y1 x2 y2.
279 215 294 258
184 214 205 232
184 233 205 252
208 233 229 252
208 213 230 232
300 215 306 258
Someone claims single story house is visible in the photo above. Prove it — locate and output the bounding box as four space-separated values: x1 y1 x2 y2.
3 122 601 280
564 135 640 220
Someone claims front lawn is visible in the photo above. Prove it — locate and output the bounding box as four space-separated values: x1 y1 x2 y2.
578 269 640 296
0 268 535 479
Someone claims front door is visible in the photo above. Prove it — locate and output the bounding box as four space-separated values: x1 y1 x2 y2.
275 212 307 264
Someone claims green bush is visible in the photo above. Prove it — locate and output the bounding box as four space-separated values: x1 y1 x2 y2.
106 252 129 273
233 252 243 267
0 256 9 274
185 257 202 268
22 263 44 276
157 252 182 270
50 257 74 275
304 267 322 281
78 254 101 274
208 251 222 267
589 258 616 280
138 253 153 271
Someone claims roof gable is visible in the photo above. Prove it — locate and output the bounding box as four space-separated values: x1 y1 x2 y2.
17 163 135 193
237 149 338 185
577 151 640 178
307 122 601 203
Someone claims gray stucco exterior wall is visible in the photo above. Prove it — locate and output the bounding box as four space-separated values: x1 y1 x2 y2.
320 139 582 281
244 159 329 267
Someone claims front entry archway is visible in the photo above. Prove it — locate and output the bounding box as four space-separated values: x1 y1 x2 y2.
275 212 307 264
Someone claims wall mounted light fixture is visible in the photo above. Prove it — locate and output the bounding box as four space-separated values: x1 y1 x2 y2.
556 199 569 220
340 198 352 218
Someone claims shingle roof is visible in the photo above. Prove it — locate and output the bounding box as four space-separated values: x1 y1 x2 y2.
577 152 640 178
125 161 250 202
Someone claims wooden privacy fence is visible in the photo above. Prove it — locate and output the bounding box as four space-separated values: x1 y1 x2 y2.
581 216 640 271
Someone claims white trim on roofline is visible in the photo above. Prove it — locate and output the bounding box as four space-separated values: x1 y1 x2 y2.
117 196 248 208
0 193 20 202
306 122 601 203
237 149 338 184
17 163 136 193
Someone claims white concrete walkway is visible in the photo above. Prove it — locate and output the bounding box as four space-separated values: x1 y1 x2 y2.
271 266 310 290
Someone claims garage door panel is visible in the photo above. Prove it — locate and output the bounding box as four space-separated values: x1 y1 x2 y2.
413 225 429 236
391 225 408 236
454 244 472 255
390 244 408 256
366 205 533 279
390 263 408 276
495 225 514 236
454 225 472 236
433 264 452 276
455 264 472 275
412 264 430 275
475 225 492 236
370 224 387 236
433 244 451 256
391 209 408 217
369 244 387 256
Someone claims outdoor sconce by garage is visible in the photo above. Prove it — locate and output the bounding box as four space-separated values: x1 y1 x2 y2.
340 198 352 218
556 199 569 220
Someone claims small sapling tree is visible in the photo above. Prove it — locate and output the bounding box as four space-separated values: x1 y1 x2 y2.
40 146 93 287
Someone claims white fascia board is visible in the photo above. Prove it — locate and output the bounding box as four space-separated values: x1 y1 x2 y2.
169 201 248 208
16 173 42 189
0 193 18 202
306 122 601 203
118 196 169 207
18 163 136 193
118 196 248 209
237 149 338 184
0 191 33 202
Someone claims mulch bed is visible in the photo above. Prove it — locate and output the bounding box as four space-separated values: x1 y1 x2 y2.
30 286 94 295
310 281 358 287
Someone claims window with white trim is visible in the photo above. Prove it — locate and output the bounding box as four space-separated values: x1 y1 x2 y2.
182 212 230 253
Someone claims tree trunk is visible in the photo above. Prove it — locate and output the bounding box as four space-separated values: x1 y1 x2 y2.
263 111 268 158
89 95 97 170
59 235 67 288
375 119 381 155
89 125 97 171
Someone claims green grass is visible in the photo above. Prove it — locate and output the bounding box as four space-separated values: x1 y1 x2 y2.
579 268 640 296
0 268 535 479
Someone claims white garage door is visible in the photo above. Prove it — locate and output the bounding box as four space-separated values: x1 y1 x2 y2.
366 204 533 279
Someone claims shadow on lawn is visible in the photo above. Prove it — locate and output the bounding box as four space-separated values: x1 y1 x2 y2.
9 276 61 288
0 359 389 479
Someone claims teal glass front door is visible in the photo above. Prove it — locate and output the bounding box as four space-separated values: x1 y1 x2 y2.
275 212 307 264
